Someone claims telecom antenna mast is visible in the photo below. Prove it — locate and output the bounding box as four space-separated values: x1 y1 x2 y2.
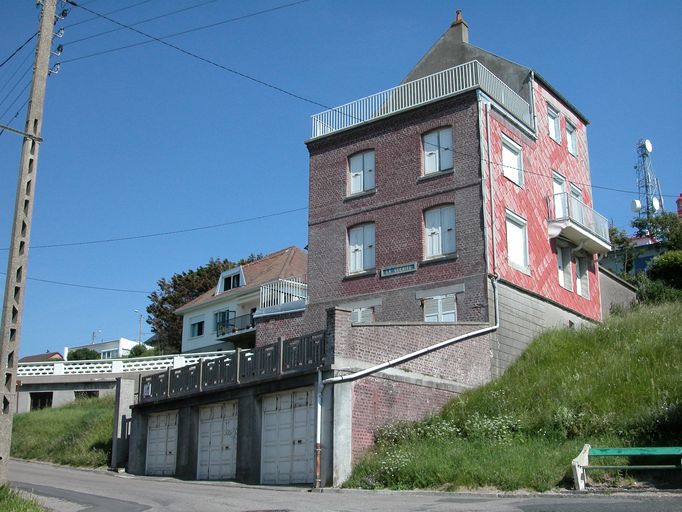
632 138 665 219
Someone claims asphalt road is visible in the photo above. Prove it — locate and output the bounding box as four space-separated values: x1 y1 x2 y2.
9 459 682 512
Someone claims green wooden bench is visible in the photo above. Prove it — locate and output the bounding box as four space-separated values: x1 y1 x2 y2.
572 444 682 490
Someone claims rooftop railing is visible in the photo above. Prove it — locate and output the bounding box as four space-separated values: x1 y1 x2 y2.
310 60 533 138
259 277 307 309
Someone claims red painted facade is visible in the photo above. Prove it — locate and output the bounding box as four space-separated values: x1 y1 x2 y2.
482 82 602 321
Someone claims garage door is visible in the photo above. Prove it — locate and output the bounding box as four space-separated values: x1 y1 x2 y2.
146 411 178 476
261 388 315 484
197 401 238 480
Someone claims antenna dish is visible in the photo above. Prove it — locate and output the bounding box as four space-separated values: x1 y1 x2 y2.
652 196 660 212
644 139 653 153
631 199 642 212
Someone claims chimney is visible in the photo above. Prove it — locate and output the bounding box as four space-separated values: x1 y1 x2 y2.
450 9 469 44
677 193 682 219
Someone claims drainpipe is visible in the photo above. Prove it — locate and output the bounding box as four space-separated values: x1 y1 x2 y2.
485 101 497 275
313 275 500 488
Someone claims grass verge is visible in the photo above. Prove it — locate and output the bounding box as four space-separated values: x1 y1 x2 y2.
11 395 115 467
346 301 682 491
0 485 43 512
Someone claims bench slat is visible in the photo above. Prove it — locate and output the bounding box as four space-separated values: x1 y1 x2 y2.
589 447 682 457
586 464 681 470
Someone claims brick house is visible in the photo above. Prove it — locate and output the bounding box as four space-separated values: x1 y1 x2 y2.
127 13 624 487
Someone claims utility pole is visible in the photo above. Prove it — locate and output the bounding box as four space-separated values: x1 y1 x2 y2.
0 0 58 483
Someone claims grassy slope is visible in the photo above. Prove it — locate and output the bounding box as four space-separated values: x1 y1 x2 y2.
346 302 682 491
0 486 43 512
11 396 115 467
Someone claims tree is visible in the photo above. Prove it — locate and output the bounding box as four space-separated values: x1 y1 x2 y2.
631 212 682 250
608 225 635 274
127 344 158 358
648 250 682 290
67 348 100 361
146 254 262 354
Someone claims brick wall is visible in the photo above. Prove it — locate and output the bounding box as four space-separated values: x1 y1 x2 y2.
254 310 305 347
305 92 488 331
350 376 455 461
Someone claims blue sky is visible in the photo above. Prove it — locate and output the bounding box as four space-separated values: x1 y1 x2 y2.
2 0 681 356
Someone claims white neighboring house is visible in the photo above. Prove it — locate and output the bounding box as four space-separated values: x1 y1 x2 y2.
64 337 141 360
176 246 308 353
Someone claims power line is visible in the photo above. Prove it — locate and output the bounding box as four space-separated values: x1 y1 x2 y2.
0 49 33 96
63 0 157 29
0 80 31 122
66 0 221 45
0 98 30 137
0 32 37 70
0 206 308 251
63 0 328 110
0 65 32 110
0 272 150 294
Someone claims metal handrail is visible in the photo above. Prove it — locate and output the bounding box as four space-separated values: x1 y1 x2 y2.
548 192 610 242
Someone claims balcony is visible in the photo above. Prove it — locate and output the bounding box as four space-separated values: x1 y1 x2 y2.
258 278 307 311
547 193 611 254
310 60 533 139
216 313 254 339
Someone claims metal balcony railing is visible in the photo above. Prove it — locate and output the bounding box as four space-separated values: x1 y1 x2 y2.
259 277 307 309
139 331 327 403
310 60 533 138
548 192 610 243
216 312 254 338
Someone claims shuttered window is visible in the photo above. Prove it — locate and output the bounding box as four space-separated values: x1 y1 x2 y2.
349 150 375 194
352 307 374 324
501 135 523 186
348 223 375 274
422 127 453 174
548 105 561 143
557 246 573 291
575 256 590 298
424 295 457 323
566 121 577 155
505 211 528 270
424 205 456 258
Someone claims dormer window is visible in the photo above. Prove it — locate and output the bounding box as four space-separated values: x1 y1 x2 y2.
218 268 244 293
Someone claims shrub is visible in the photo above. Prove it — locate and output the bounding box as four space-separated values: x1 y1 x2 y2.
66 348 100 360
648 250 682 289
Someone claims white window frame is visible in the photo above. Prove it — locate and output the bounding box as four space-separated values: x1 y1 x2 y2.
348 223 375 274
424 204 456 259
566 121 577 156
422 127 453 175
552 171 567 219
348 149 375 195
575 255 590 298
423 294 457 323
189 316 205 338
100 349 118 360
501 134 523 186
557 245 573 291
547 105 561 143
505 210 529 271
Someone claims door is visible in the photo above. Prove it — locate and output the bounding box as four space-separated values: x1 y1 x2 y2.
261 388 315 484
146 411 178 476
197 401 238 480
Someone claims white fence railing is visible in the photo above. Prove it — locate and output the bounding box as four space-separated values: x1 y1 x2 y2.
259 277 308 309
311 60 533 138
17 351 229 377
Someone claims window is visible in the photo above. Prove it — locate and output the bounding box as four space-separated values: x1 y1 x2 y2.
557 245 573 290
547 105 561 143
424 205 456 258
190 318 205 337
552 172 567 218
75 391 99 400
424 294 456 323
223 273 240 291
348 223 375 274
501 134 523 185
422 127 453 174
505 211 528 270
352 307 374 324
570 184 584 224
349 150 375 194
575 256 590 298
566 121 577 155
100 349 118 360
30 392 52 411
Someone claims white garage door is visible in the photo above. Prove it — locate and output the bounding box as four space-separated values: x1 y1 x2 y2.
146 410 178 476
261 388 315 484
197 401 238 480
